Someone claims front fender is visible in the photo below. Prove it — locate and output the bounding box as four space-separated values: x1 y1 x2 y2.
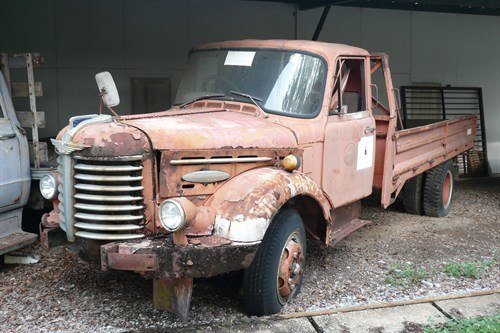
206 167 331 242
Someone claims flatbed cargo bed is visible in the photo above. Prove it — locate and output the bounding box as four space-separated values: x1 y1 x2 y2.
375 114 476 207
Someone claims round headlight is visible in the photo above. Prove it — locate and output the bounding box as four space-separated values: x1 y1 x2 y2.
159 200 186 232
39 174 58 200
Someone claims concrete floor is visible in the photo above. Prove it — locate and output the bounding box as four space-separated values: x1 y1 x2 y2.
181 292 499 333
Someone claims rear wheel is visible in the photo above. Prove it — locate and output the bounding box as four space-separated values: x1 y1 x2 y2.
402 174 424 215
423 160 454 217
243 209 306 316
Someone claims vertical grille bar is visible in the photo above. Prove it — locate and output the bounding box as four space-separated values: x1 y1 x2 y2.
58 154 76 241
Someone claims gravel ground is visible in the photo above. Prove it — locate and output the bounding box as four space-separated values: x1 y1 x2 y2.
1 178 498 332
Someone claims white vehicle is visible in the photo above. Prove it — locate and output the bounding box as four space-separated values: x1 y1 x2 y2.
0 70 37 257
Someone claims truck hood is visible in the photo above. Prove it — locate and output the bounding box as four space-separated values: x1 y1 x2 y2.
117 108 298 150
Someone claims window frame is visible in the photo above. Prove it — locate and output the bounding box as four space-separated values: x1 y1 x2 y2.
330 56 369 116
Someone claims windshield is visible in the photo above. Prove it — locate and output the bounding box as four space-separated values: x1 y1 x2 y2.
175 49 327 117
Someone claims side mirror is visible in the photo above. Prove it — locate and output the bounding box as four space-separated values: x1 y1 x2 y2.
95 71 120 107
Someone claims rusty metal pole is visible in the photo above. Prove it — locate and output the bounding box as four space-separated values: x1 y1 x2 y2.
153 277 193 321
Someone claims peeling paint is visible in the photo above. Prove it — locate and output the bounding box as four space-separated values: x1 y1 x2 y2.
214 215 269 242
207 167 331 242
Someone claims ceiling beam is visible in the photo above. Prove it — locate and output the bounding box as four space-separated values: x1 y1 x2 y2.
259 0 500 15
312 5 331 40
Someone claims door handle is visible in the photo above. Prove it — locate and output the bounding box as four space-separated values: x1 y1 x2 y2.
0 133 16 140
364 127 376 134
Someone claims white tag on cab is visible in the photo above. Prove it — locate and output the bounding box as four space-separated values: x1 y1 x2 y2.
224 51 256 66
356 135 374 171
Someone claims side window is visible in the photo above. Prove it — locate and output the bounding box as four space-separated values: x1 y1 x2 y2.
330 59 366 114
0 91 6 118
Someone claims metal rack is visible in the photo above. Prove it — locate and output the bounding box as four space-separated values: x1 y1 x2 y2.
401 85 489 176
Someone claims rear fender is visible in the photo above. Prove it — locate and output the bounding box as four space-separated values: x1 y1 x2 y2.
206 167 331 242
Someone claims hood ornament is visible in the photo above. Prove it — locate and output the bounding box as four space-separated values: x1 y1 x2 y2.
51 139 88 155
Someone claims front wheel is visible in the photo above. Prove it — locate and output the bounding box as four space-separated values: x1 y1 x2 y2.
243 209 306 316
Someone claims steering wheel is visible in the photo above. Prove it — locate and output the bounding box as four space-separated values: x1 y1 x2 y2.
201 75 237 92
307 91 321 114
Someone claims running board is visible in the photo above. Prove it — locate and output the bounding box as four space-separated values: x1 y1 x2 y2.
329 201 372 245
331 218 372 245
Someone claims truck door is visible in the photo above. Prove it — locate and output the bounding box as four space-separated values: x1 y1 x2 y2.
322 57 376 208
0 81 23 211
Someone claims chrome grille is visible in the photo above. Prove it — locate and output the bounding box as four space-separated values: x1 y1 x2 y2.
73 155 145 240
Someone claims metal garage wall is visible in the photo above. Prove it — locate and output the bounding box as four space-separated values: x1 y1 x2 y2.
0 0 295 137
1 1 499 174
298 7 500 174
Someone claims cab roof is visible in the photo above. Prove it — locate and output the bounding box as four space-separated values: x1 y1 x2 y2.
193 39 370 64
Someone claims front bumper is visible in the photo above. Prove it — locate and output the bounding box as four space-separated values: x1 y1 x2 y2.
100 235 259 279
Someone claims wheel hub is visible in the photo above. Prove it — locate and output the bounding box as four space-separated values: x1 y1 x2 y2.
442 170 453 209
278 236 303 299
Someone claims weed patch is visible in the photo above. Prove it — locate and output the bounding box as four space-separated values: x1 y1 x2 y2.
386 263 428 286
443 260 494 279
423 315 500 333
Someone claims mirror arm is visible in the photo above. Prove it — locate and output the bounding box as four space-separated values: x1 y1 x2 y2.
99 88 119 117
107 106 118 117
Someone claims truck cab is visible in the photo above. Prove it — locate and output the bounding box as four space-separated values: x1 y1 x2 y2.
45 40 476 319
0 71 37 256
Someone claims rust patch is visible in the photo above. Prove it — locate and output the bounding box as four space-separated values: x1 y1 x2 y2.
108 253 157 271
188 235 231 247
207 167 331 242
72 121 151 157
120 110 297 151
159 148 294 198
184 206 215 237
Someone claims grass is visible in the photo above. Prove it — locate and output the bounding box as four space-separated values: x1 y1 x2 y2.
386 263 428 286
443 260 494 279
423 315 500 333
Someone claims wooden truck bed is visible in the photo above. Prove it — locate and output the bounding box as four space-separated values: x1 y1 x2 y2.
375 115 477 208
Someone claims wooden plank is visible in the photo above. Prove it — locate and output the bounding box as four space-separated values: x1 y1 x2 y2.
15 111 45 128
26 53 41 169
280 289 499 320
7 53 43 68
28 141 47 164
11 82 43 97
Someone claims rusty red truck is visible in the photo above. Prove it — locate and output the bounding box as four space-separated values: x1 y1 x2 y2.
42 40 476 319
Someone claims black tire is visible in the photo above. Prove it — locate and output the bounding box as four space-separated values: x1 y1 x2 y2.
243 209 306 316
402 174 424 215
423 160 454 217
